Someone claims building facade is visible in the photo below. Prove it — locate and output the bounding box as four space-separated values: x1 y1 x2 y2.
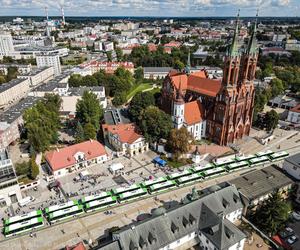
283 153 300 181
36 53 62 76
17 66 54 86
45 140 108 178
161 17 257 145
0 148 22 207
287 104 300 124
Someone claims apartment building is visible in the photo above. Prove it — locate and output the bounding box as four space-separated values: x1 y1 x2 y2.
0 78 30 109
0 63 32 75
0 97 40 148
17 66 54 86
0 32 18 58
0 148 22 207
36 53 62 76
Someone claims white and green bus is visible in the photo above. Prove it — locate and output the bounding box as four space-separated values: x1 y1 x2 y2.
225 161 249 172
84 197 117 212
203 167 226 179
80 192 112 204
118 188 148 203
4 210 43 226
214 157 236 167
249 156 270 166
269 151 289 162
167 169 193 180
4 217 44 237
140 177 168 188
111 184 141 195
235 154 256 162
44 200 79 215
191 163 215 174
149 180 177 194
48 205 84 223
255 150 274 157
176 173 202 186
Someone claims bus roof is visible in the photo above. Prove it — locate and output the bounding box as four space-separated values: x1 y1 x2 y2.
249 156 269 163
193 163 214 172
270 151 289 158
205 167 224 175
235 154 255 161
142 177 167 187
149 180 175 190
86 197 116 208
49 205 83 219
168 169 192 179
227 161 248 168
119 188 147 199
112 184 140 194
178 173 201 183
45 200 78 213
255 150 273 157
5 217 43 233
5 210 42 225
81 192 111 203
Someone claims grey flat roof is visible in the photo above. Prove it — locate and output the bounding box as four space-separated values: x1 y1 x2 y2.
229 165 293 201
19 66 50 76
284 153 300 168
104 108 131 125
0 96 40 124
0 78 28 93
143 67 173 73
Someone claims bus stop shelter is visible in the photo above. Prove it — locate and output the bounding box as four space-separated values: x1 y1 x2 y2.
108 163 125 174
153 157 167 167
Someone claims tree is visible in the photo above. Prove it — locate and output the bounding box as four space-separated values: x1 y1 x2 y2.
106 51 112 62
174 60 185 71
112 92 127 106
83 75 98 86
251 193 291 236
115 47 123 61
74 122 85 143
134 67 144 81
264 110 279 131
138 106 173 143
0 75 6 84
6 66 18 81
83 122 97 140
15 161 30 176
167 127 192 160
68 74 83 87
270 78 284 97
29 157 39 180
129 92 155 122
76 91 103 130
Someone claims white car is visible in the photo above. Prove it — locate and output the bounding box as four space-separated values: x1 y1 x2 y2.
292 211 300 221
287 235 298 245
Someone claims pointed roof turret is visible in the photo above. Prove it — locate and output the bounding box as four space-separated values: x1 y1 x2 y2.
247 9 259 56
229 9 240 57
175 76 184 104
184 49 191 75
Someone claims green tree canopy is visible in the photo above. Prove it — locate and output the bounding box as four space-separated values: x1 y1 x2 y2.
265 110 279 131
83 122 97 140
69 74 83 87
129 91 155 122
76 91 103 130
251 192 291 236
138 106 173 143
270 78 284 97
29 157 39 180
112 92 127 106
134 67 144 81
167 127 192 160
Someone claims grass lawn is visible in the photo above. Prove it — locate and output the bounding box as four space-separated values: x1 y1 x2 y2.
161 155 193 168
126 83 153 101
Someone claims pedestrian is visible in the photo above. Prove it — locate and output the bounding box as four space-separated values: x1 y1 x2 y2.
77 233 80 237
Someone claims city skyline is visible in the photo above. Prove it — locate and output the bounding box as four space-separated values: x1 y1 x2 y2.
0 0 299 17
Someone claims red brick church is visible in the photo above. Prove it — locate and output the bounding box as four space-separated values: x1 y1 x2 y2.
161 16 258 146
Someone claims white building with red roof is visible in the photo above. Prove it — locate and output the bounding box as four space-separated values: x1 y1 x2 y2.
45 140 108 178
102 123 148 157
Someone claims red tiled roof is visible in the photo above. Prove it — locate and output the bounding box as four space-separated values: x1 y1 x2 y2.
184 100 204 125
102 123 142 144
170 72 222 97
290 104 300 113
65 242 86 250
45 140 107 172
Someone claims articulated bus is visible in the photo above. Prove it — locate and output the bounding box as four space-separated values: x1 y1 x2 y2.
214 157 236 167
4 217 44 237
118 188 148 203
140 177 168 188
4 210 43 226
48 205 84 223
111 184 141 195
203 167 225 179
255 150 274 157
176 173 202 185
225 161 249 172
235 154 256 162
167 169 193 180
149 180 177 194
84 197 117 212
249 156 270 166
44 200 79 215
269 151 289 162
80 191 112 204
191 163 215 174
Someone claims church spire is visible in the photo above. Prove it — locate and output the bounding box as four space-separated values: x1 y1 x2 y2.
247 9 258 56
229 9 240 57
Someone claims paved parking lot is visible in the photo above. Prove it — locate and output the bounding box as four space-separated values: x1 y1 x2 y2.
287 220 300 250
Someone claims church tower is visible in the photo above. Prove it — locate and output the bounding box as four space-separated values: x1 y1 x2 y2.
172 79 185 129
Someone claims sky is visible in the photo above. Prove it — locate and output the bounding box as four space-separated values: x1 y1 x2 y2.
0 0 299 17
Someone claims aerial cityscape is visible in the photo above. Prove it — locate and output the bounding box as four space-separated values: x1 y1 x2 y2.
0 1 300 250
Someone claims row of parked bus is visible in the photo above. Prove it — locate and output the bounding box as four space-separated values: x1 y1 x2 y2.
3 150 289 237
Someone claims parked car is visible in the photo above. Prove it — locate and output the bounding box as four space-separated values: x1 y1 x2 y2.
292 211 300 221
287 235 298 245
279 227 294 238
